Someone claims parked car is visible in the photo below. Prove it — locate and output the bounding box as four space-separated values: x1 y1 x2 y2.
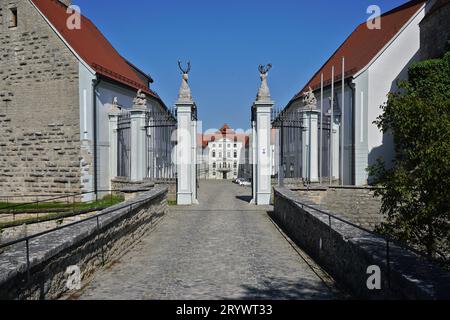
239 180 252 187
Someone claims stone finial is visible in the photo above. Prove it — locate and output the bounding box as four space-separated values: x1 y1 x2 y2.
302 86 318 107
177 61 193 103
133 89 147 108
256 64 272 102
109 97 121 113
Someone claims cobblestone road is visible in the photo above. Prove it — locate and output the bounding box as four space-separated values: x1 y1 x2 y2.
78 180 341 300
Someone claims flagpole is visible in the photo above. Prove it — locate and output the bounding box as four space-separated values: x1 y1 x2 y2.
341 57 345 186
320 73 324 185
330 66 334 186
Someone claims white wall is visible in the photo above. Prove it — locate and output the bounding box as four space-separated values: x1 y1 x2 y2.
366 5 425 169
78 63 96 201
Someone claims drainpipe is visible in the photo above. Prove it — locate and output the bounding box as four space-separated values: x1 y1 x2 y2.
349 80 356 186
92 77 101 201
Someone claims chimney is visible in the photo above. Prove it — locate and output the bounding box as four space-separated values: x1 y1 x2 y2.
59 0 72 7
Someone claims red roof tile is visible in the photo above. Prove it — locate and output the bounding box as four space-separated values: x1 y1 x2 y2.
31 0 160 99
289 0 426 104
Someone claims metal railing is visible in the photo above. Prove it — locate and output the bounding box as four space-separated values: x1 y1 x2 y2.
289 197 441 289
0 190 118 222
0 191 151 285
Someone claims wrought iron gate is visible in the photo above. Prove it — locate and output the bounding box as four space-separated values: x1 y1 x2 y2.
145 108 177 181
271 108 332 185
117 111 131 178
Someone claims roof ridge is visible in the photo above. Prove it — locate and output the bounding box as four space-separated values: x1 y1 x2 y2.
287 0 426 106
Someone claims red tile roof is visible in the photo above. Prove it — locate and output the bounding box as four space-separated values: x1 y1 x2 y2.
289 0 426 104
200 125 249 148
31 0 160 99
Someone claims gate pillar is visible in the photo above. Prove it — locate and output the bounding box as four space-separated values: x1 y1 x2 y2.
108 98 121 187
251 64 274 206
130 90 147 182
176 61 198 205
302 107 320 182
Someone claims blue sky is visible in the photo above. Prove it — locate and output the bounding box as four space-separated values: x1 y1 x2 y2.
73 0 407 130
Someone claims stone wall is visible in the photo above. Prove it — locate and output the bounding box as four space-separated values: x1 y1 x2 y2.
0 186 168 300
291 186 383 230
0 0 82 198
420 0 450 59
273 187 450 300
112 177 176 202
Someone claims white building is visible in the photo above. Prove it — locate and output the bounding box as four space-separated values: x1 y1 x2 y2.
283 0 434 185
200 125 249 180
14 0 171 200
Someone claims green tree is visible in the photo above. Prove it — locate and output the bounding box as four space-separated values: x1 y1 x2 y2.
370 48 450 261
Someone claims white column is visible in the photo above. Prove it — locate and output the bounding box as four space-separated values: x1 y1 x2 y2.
332 117 340 181
309 110 320 182
108 108 120 187
251 122 257 203
302 109 320 182
302 113 308 179
130 105 146 182
191 114 198 204
253 102 273 205
176 103 196 205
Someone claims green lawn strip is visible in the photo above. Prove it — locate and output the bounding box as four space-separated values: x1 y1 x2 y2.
0 207 106 230
0 195 124 213
0 195 124 230
167 200 177 206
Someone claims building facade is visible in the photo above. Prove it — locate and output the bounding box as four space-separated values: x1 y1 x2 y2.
0 0 169 200
282 0 438 186
200 125 249 180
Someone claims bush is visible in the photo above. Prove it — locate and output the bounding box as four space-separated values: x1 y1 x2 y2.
369 49 450 261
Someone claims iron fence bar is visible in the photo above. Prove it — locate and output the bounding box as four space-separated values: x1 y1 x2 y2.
0 190 127 249
26 239 30 283
291 197 434 262
0 195 151 260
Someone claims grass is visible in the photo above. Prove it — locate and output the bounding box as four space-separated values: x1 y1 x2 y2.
167 200 177 206
0 194 124 212
0 194 124 229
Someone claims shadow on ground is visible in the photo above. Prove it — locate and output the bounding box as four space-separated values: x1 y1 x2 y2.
221 276 340 300
235 195 253 203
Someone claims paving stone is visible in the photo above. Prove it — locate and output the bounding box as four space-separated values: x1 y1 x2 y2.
78 181 341 300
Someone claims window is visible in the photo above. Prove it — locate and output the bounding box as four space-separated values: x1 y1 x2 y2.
234 144 237 148
219 152 222 158
233 162 237 169
213 171 216 176
9 7 17 28
212 151 216 158
227 152 230 158
0 9 3 26
234 151 238 158
212 162 216 169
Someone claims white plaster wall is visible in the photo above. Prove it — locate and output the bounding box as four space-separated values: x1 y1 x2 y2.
353 71 369 185
366 6 425 169
78 63 96 201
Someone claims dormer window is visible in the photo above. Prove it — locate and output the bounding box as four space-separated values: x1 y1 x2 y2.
9 7 17 28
